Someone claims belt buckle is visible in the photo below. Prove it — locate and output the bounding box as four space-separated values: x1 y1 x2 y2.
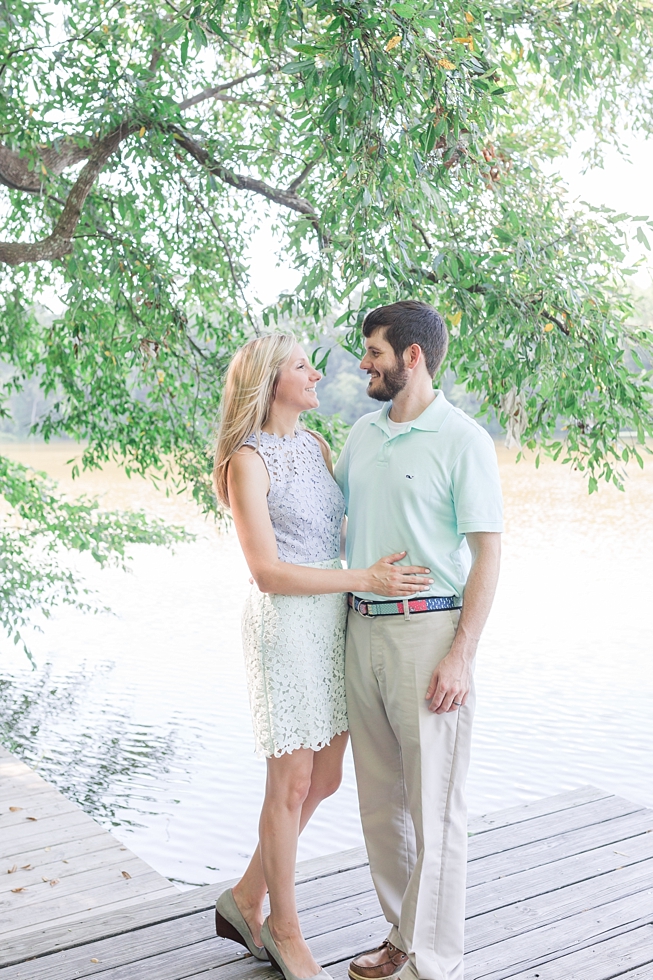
356 599 373 618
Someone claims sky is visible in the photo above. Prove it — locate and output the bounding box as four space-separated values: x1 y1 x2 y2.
552 132 653 290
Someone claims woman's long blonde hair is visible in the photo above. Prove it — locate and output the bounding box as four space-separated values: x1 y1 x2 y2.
213 333 297 508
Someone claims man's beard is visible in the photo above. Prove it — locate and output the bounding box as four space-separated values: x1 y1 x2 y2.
367 358 409 401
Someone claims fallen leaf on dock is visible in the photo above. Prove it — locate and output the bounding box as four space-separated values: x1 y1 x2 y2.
9 806 22 812
26 816 38 821
7 865 17 874
11 887 26 893
21 865 31 870
44 847 51 851
49 879 59 886
121 870 131 879
42 876 50 882
90 958 99 964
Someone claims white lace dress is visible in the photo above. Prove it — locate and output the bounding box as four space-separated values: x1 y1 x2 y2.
241 429 348 758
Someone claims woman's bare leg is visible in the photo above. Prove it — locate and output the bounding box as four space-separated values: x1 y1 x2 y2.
300 732 349 828
232 733 349 962
259 748 318 977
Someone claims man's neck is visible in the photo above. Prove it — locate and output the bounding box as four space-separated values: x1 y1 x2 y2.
388 384 438 423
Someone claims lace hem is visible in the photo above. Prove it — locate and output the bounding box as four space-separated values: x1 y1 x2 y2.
260 723 349 760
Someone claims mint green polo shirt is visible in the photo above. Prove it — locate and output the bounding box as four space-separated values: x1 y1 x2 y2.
334 393 503 601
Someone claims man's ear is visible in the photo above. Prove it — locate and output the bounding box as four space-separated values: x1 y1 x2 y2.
405 343 423 370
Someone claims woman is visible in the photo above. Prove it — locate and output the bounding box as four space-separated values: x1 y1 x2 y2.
213 334 432 980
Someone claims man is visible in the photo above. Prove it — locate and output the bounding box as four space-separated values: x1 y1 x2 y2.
334 301 502 980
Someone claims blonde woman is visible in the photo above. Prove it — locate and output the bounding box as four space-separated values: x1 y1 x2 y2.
213 334 432 980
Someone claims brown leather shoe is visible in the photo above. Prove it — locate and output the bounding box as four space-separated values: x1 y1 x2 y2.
348 941 409 980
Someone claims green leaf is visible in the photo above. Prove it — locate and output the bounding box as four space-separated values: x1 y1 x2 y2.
190 20 207 50
162 22 185 44
282 59 315 73
392 3 416 17
180 32 189 64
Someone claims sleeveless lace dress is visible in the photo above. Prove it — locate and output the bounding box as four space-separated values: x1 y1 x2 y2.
241 429 348 758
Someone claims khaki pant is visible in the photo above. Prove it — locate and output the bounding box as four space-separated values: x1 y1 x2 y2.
345 607 474 980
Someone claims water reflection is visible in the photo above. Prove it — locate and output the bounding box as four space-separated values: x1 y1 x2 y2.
0 662 189 830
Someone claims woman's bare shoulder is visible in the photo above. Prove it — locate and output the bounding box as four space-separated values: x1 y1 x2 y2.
228 444 267 479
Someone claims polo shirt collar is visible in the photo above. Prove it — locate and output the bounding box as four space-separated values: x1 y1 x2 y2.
370 391 452 435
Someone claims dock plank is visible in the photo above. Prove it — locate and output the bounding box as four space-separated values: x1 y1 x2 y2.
467 786 611 836
467 807 653 887
466 889 653 978
2 770 653 980
467 794 645 861
0 779 61 804
1 810 113 853
0 792 82 825
91 913 388 980
0 830 127 880
0 851 166 911
0 861 375 967
467 857 653 950
0 746 177 942
467 825 653 913
495 924 653 980
0 889 384 980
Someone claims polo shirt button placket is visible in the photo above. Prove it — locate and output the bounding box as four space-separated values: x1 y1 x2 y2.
377 439 391 468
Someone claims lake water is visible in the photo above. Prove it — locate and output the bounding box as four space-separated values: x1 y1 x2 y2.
1 441 652 889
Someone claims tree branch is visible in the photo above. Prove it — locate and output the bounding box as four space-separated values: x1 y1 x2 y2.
287 156 323 193
0 124 136 266
411 219 433 250
0 88 322 266
541 309 571 335
171 128 320 226
178 69 269 110
0 139 94 193
183 91 291 125
0 68 279 195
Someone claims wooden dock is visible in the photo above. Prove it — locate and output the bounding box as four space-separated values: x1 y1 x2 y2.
2 765 653 979
0 745 177 943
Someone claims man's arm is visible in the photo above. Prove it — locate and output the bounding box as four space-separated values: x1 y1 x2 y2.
425 531 501 714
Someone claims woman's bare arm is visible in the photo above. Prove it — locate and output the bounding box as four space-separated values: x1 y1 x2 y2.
228 448 432 596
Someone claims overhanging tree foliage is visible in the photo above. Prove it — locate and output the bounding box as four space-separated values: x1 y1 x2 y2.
0 455 190 659
2 0 653 643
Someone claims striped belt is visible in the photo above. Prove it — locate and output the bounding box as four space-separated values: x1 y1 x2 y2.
348 593 461 617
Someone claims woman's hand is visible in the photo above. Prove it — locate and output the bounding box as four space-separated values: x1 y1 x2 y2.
363 552 433 597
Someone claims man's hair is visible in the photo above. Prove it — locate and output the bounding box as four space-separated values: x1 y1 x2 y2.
362 301 448 378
